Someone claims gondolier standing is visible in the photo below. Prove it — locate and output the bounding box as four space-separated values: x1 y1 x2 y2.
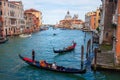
32 49 35 61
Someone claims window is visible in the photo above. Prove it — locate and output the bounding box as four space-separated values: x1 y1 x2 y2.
0 10 2 16
98 20 100 23
10 11 15 17
99 13 101 16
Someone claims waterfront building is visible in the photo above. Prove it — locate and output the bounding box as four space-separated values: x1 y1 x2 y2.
24 9 41 33
112 0 120 64
116 0 120 64
85 12 96 30
57 11 84 29
24 8 42 30
0 0 25 36
99 0 117 45
99 0 119 64
85 9 100 31
95 9 100 30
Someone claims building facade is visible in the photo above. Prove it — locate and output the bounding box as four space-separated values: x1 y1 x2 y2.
58 11 84 29
85 9 100 31
101 0 117 45
24 9 42 29
115 0 120 64
112 0 120 64
99 0 119 64
24 10 40 33
99 3 105 44
0 0 25 36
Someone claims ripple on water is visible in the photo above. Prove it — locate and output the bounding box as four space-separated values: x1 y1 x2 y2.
1 28 118 80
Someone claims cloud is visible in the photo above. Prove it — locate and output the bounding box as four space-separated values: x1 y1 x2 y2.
9 0 102 24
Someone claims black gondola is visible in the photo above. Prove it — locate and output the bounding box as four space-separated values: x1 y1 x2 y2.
0 37 8 44
53 42 76 53
19 54 86 74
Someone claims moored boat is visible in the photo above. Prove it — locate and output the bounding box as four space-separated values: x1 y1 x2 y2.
53 42 76 53
19 54 86 74
19 34 31 38
0 37 8 44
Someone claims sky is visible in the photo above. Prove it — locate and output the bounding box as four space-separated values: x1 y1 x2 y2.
10 0 102 24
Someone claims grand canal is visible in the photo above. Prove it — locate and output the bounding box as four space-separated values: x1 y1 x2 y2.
0 27 119 80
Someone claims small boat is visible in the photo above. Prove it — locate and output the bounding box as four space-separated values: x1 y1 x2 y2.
53 42 76 53
19 54 86 74
19 34 31 38
0 37 8 44
53 33 56 36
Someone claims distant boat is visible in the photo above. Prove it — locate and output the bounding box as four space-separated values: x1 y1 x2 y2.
19 54 86 74
0 37 8 44
53 42 76 53
53 33 56 36
19 34 31 38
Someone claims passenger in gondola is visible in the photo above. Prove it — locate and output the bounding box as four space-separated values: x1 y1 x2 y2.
32 49 35 61
40 60 47 67
52 62 57 69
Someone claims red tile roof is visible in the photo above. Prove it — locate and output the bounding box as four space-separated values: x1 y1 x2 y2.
25 8 40 13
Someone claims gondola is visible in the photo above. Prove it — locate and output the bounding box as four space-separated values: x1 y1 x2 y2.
0 37 8 44
19 54 86 74
53 42 76 53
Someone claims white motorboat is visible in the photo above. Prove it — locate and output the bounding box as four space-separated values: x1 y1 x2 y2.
19 34 31 38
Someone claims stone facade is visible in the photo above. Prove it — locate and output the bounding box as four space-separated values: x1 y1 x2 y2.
57 11 84 29
0 0 25 36
102 0 117 45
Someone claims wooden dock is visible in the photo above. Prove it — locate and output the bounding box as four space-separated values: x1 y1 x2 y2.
91 51 120 72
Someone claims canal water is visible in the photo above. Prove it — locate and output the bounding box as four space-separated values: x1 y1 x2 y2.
0 27 119 80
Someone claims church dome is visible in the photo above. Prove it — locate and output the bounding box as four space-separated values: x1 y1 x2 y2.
64 11 72 20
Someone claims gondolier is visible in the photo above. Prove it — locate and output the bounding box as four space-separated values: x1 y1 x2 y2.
32 49 35 61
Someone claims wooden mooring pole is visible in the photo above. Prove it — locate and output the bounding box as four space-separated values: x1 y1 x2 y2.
86 39 91 60
94 48 98 71
81 45 84 70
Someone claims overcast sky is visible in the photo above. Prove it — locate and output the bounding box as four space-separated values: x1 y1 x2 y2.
10 0 102 24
